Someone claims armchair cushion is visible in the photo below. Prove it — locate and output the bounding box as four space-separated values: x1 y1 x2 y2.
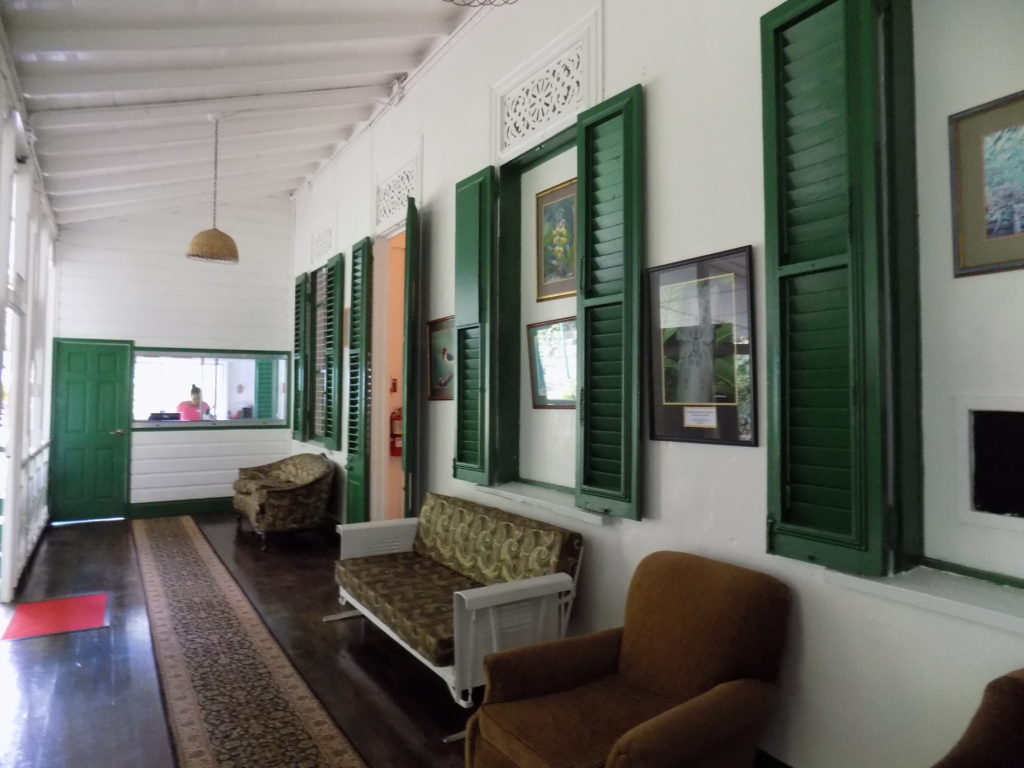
335 551 482 665
478 673 673 768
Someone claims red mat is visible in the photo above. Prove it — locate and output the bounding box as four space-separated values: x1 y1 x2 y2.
1 592 110 640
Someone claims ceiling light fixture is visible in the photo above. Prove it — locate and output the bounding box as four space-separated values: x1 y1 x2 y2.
186 117 238 264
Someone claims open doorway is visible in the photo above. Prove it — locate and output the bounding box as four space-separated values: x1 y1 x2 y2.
369 231 406 521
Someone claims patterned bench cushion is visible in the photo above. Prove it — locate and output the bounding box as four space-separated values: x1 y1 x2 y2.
335 551 482 666
413 492 583 586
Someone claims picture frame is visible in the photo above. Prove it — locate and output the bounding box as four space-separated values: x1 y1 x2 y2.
535 179 577 301
526 317 577 409
950 89 1024 277
426 315 455 401
646 246 756 446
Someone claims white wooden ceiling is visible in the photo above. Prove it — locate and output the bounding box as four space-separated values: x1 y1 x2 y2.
0 0 473 226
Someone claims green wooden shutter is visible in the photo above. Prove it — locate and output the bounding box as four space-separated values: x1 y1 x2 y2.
453 167 496 484
574 85 644 519
345 237 373 523
402 197 421 515
254 359 276 419
313 253 343 450
762 0 886 574
292 273 309 440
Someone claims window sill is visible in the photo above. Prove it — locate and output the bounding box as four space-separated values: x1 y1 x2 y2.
133 421 288 431
825 566 1024 637
479 483 610 527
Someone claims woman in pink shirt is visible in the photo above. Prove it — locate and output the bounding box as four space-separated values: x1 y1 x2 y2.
177 384 211 421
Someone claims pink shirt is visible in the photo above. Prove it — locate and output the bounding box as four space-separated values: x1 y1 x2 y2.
177 401 210 421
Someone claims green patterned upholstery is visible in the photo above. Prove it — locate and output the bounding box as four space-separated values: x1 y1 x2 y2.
232 453 335 535
413 493 583 586
335 552 482 665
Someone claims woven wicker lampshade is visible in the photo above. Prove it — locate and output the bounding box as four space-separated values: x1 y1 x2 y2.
186 228 238 262
187 118 238 264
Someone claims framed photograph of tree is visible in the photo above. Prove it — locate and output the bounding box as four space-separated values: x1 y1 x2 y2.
536 179 577 301
646 246 756 445
950 89 1024 277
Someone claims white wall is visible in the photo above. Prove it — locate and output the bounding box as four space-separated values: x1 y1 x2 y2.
56 198 294 502
291 1 1024 765
917 0 1024 578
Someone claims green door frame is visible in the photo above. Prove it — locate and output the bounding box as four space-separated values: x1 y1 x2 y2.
50 338 133 522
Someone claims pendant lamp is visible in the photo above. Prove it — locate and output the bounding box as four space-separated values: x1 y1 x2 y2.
186 117 238 263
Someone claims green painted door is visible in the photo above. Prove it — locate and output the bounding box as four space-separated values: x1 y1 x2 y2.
51 340 132 522
344 237 373 523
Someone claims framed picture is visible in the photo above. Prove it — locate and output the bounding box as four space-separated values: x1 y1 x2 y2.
950 89 1024 277
646 246 756 446
526 317 577 409
536 179 577 301
426 315 455 401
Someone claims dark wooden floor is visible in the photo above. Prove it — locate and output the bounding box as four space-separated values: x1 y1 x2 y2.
0 512 469 768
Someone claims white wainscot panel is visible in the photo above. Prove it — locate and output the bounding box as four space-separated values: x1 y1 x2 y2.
130 428 292 503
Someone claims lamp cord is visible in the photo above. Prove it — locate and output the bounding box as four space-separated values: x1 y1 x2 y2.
212 118 219 230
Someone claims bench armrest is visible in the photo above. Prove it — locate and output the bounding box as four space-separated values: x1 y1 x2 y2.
336 518 419 559
455 572 574 612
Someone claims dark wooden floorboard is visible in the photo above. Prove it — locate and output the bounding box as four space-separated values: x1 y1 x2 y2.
0 513 468 768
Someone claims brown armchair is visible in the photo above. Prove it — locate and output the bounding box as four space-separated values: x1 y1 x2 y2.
232 453 335 549
465 551 791 768
932 668 1024 768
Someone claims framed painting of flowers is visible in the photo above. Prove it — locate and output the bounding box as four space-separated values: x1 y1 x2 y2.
536 178 577 301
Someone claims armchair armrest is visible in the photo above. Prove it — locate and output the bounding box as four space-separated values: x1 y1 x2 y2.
607 678 778 768
336 518 419 559
481 626 624 704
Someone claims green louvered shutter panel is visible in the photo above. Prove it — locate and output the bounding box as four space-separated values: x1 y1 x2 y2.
402 197 421 515
254 359 276 419
574 85 644 519
313 253 343 450
292 273 309 440
345 237 373 523
453 167 496 484
762 0 886 574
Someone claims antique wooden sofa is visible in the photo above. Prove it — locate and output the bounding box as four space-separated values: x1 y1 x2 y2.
334 492 583 707
232 453 335 549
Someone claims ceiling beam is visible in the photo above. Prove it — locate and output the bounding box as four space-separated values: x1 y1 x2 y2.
55 180 298 225
34 104 374 156
21 56 419 99
40 130 348 177
29 85 392 131
44 151 327 196
11 20 453 55
50 171 308 213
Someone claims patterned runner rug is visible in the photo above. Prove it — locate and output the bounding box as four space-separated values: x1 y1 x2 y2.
132 515 365 768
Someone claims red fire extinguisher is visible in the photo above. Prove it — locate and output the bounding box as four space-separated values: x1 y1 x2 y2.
390 408 403 457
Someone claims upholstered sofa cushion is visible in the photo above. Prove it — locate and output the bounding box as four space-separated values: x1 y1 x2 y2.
413 492 583 586
334 551 482 666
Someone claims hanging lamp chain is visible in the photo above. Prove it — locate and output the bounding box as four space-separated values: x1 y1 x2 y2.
212 118 219 230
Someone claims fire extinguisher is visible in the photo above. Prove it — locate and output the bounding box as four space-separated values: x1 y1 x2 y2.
390 408 403 457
